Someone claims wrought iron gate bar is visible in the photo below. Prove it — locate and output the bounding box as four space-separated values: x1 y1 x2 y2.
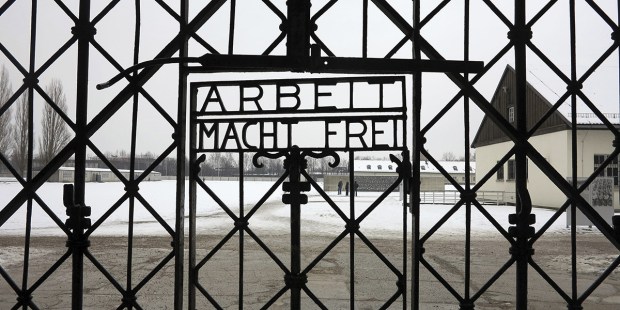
472 201 514 241
420 256 464 302
579 255 620 302
187 54 484 74
299 170 349 221
244 172 289 219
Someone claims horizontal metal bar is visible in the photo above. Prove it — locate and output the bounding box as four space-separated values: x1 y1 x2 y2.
190 75 405 88
194 146 408 153
193 108 406 118
187 54 484 74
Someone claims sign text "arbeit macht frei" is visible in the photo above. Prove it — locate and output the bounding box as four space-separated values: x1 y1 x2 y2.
190 76 407 152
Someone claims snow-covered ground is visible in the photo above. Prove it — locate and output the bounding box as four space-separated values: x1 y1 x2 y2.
0 179 585 237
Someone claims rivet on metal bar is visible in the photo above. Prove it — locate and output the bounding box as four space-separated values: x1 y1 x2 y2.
121 293 137 307
22 75 39 87
459 190 477 202
284 273 308 289
71 23 97 40
507 26 532 44
612 136 620 148
566 81 583 95
567 303 584 310
279 21 288 32
420 135 427 146
234 219 249 229
16 293 32 306
460 301 475 310
124 182 140 195
612 30 619 43
345 221 360 233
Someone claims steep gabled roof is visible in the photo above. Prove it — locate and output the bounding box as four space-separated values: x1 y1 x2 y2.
472 65 620 148
472 66 571 148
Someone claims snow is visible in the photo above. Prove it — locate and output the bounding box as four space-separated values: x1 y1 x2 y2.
0 179 586 237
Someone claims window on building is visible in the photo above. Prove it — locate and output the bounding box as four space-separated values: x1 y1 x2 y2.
506 159 528 181
421 166 426 171
377 165 382 170
388 165 393 170
497 161 504 181
508 106 515 123
507 160 515 181
594 154 618 185
453 166 458 171
366 165 371 170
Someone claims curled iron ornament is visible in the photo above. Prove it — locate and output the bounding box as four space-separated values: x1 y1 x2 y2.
302 150 340 168
252 150 288 168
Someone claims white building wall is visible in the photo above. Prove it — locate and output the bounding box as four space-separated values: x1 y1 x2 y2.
476 130 618 209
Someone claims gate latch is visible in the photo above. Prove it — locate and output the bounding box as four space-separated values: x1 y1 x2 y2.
63 184 91 231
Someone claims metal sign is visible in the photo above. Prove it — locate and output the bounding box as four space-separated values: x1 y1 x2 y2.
190 76 407 152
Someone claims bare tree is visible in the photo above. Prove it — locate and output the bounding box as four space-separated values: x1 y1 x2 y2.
441 152 458 161
0 65 12 155
38 79 71 165
12 93 29 175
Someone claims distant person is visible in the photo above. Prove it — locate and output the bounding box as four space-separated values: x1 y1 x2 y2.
345 181 349 196
354 181 359 196
337 180 343 195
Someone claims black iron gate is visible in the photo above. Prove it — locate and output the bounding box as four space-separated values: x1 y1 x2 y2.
1 1 620 309
188 75 415 308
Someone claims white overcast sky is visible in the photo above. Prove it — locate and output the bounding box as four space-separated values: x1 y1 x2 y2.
0 1 618 160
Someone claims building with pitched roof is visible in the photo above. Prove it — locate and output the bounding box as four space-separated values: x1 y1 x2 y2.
472 65 619 210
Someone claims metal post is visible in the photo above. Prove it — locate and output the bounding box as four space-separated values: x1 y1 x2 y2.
282 147 310 309
72 1 92 308
512 1 533 308
412 1 422 309
175 1 189 309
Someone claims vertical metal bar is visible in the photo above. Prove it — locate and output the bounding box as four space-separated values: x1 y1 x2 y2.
239 151 244 309
463 1 472 308
21 2 37 308
188 88 197 310
289 153 302 309
402 81 408 309
349 151 355 309
401 153 408 310
228 0 236 55
126 2 141 307
411 1 422 309
514 1 530 308
569 0 579 308
175 1 189 309
362 0 368 58
72 0 90 308
286 0 311 61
